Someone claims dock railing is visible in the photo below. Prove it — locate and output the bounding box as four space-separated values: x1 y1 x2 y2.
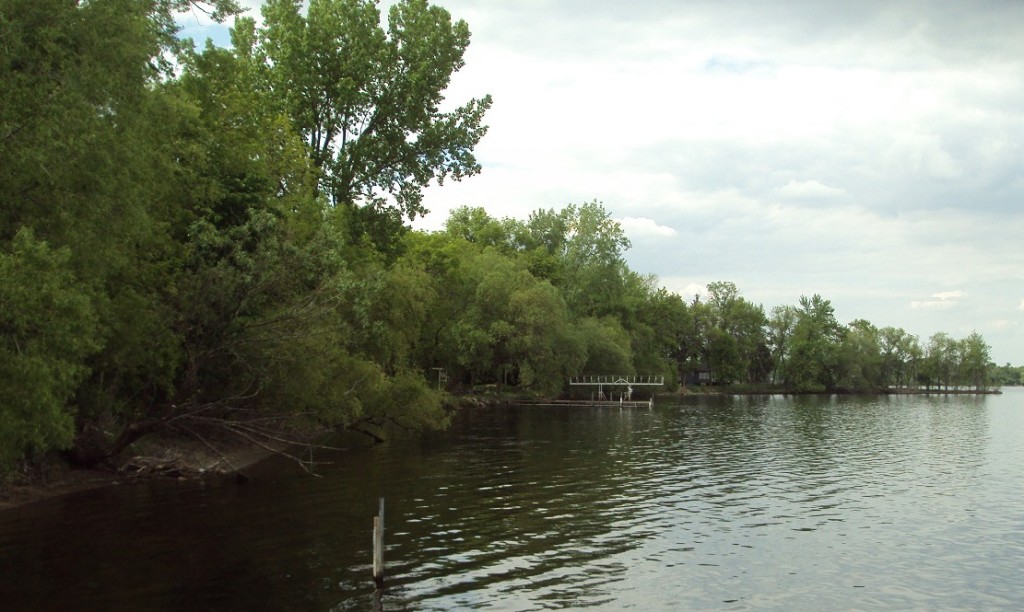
568 375 665 386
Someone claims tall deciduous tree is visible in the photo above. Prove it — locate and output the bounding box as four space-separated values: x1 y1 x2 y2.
836 319 883 392
879 326 919 389
767 305 797 386
704 281 769 384
784 294 844 392
960 331 992 391
251 0 491 221
635 287 692 386
921 332 955 390
559 201 631 317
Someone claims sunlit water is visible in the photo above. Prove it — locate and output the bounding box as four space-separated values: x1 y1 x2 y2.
2 391 1023 610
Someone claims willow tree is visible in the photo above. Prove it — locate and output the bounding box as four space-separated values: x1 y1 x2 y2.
0 231 99 469
1 0 164 468
0 0 246 470
245 0 491 221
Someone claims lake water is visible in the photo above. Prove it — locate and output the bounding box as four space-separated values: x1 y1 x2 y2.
1 391 1022 610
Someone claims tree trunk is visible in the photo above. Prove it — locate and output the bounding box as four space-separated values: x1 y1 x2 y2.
66 419 163 468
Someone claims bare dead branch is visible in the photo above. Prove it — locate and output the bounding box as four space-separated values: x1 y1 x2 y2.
348 425 386 444
180 425 239 473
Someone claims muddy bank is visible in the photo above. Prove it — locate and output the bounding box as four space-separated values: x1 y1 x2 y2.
0 436 281 513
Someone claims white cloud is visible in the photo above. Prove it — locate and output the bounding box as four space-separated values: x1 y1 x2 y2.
1019 299 1024 312
882 131 963 180
776 179 846 200
685 283 709 300
910 290 968 310
909 300 957 311
659 278 707 301
616 217 677 239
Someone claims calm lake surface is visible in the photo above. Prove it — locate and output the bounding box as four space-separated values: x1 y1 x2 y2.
2 391 1023 610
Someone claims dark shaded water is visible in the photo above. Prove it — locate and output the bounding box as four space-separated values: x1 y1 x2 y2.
2 391 1023 610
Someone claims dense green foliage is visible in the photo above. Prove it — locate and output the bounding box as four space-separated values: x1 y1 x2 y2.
0 0 481 471
991 363 1024 386
0 0 1009 475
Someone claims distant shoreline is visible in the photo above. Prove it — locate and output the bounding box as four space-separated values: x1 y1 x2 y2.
455 387 1007 408
672 387 1003 396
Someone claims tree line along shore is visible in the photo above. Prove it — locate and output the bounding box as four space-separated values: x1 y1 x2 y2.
1 0 1012 488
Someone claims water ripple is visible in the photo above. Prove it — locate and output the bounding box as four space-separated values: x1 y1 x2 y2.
1 394 1021 611
363 395 1024 610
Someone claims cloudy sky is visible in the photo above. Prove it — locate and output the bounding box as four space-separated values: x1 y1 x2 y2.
180 1 1024 364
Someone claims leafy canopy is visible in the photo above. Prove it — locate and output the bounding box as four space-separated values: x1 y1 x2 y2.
250 0 492 219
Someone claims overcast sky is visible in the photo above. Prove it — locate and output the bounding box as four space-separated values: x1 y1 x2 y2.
181 1 1024 364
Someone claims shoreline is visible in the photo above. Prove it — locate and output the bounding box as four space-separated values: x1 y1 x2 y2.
0 437 281 513
4 387 1007 512
0 467 122 512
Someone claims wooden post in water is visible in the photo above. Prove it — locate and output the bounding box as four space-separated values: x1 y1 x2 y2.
372 497 385 588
